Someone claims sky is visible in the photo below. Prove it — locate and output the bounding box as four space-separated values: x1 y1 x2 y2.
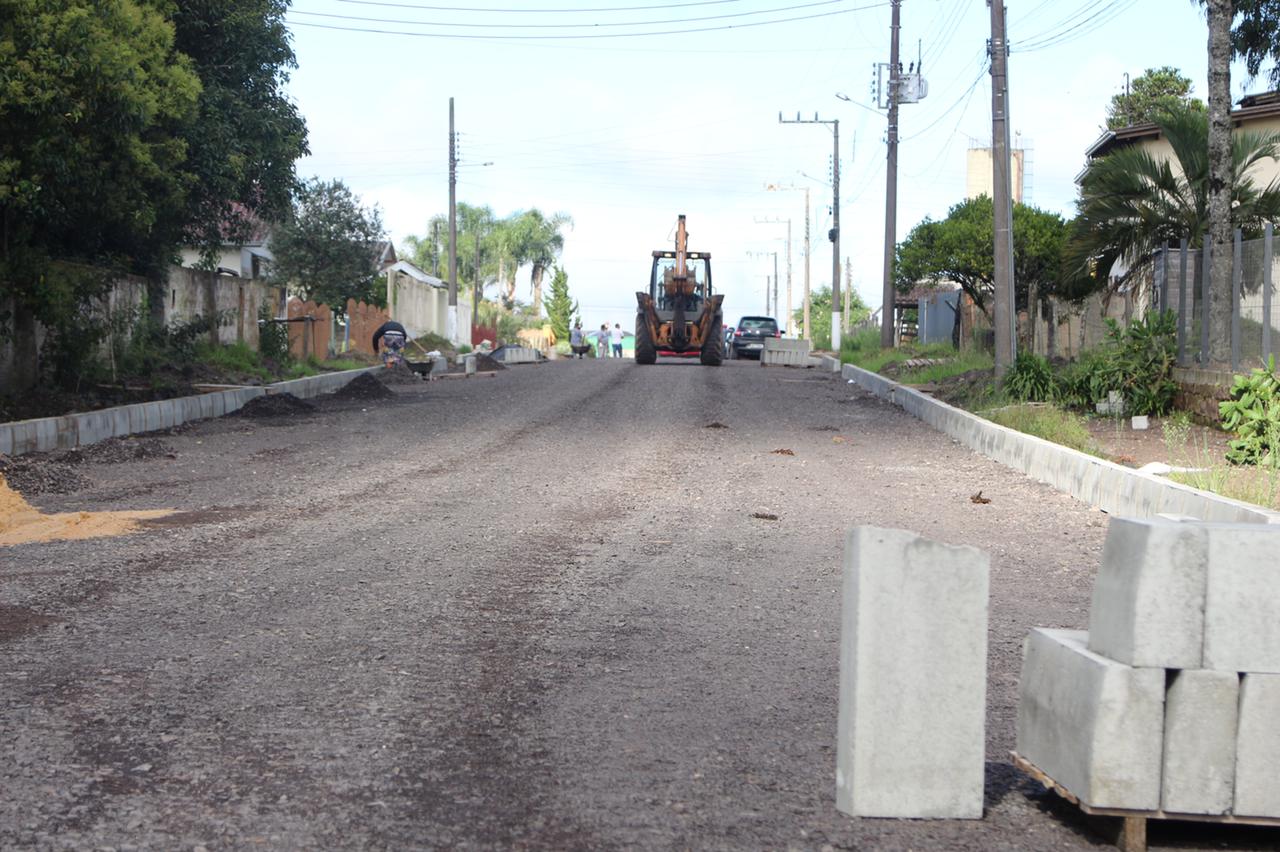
282 0 1268 332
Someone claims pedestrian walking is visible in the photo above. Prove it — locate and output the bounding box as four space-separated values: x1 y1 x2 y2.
569 322 589 358
597 324 609 359
610 323 624 358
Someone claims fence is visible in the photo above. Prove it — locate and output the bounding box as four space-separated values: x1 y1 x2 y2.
1155 227 1279 371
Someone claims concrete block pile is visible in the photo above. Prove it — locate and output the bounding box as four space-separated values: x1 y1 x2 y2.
1017 517 1280 817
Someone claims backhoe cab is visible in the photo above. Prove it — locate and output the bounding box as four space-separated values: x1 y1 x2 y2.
634 215 724 365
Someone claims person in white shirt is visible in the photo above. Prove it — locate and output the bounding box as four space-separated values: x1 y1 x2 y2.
610 323 624 358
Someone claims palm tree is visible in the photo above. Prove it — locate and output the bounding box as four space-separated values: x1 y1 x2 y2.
511 209 572 315
1070 104 1280 302
1204 0 1234 363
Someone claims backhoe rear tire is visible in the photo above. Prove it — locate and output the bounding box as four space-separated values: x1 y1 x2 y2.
700 316 724 366
634 312 657 364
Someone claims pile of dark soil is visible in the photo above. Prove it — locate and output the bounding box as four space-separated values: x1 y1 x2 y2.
332 373 394 401
0 455 89 496
237 393 317 418
474 353 506 372
378 362 423 386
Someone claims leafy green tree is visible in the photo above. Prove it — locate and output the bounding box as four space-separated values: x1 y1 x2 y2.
269 179 388 313
1233 0 1280 88
793 286 869 349
544 266 577 342
169 0 309 271
510 209 572 315
0 0 201 389
1071 103 1280 313
895 196 1071 319
1107 66 1204 129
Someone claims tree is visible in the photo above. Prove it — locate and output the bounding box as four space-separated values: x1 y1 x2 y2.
895 196 1071 320
510 210 572 315
794 286 868 349
168 0 309 273
544 266 577 343
0 0 201 389
269 179 388 313
1071 103 1280 323
1107 66 1205 129
1206 0 1235 364
1233 0 1280 87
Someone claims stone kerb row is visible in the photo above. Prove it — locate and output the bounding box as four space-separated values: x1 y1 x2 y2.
1018 518 1280 817
840 362 1280 524
0 368 377 458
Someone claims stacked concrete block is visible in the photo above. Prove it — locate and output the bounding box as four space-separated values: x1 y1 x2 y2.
1203 525 1280 673
836 526 989 819
1016 629 1164 810
1018 516 1280 819
1161 670 1238 814
1235 674 1280 817
1087 517 1208 669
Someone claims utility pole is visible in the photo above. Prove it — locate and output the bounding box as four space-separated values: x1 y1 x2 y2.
880 0 901 349
830 119 841 350
773 251 780 319
447 97 459 344
780 112 841 345
474 226 483 344
432 220 441 277
989 0 1015 375
765 275 771 314
844 256 853 333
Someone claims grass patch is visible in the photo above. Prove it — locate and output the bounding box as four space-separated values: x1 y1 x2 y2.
194 340 272 382
898 349 994 384
980 402 1103 457
1169 467 1280 510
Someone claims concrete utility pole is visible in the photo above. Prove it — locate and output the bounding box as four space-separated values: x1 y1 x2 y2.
880 0 901 349
773 251 780 319
844 256 853 333
780 112 842 346
447 97 459 344
988 0 1016 375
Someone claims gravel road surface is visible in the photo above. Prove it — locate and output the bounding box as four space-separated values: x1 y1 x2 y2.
2 359 1272 850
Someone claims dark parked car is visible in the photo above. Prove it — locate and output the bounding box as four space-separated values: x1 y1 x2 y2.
731 316 780 359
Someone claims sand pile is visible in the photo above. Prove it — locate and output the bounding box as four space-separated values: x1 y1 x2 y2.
0 474 173 547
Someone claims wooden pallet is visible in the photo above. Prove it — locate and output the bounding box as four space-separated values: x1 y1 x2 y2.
1011 752 1280 852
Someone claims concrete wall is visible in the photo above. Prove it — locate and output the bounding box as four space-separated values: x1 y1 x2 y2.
387 268 447 339
164 267 284 349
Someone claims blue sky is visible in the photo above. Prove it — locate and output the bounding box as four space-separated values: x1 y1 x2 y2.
283 0 1264 331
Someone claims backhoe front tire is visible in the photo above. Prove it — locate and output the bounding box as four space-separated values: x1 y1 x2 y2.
634 313 657 364
700 316 724 366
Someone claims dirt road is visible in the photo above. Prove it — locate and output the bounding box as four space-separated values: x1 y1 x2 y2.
0 360 1265 850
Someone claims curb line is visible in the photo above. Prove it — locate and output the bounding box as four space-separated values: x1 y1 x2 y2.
0 368 379 458
840 362 1280 525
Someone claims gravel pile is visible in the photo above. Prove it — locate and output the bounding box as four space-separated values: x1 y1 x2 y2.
0 456 88 496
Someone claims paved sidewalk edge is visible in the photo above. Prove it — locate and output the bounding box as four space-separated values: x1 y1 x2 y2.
840 362 1280 525
0 368 379 458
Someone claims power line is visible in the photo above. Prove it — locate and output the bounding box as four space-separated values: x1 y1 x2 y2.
295 0 850 28
336 0 741 11
285 2 891 38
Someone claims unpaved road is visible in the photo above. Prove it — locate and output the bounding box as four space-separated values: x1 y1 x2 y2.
1 360 1271 850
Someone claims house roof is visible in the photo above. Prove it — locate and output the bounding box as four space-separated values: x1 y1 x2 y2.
1083 89 1280 166
385 260 445 287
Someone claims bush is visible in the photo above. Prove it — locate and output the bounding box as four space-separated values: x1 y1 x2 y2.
1004 351 1055 402
258 303 291 364
1053 311 1178 416
1221 356 1280 468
